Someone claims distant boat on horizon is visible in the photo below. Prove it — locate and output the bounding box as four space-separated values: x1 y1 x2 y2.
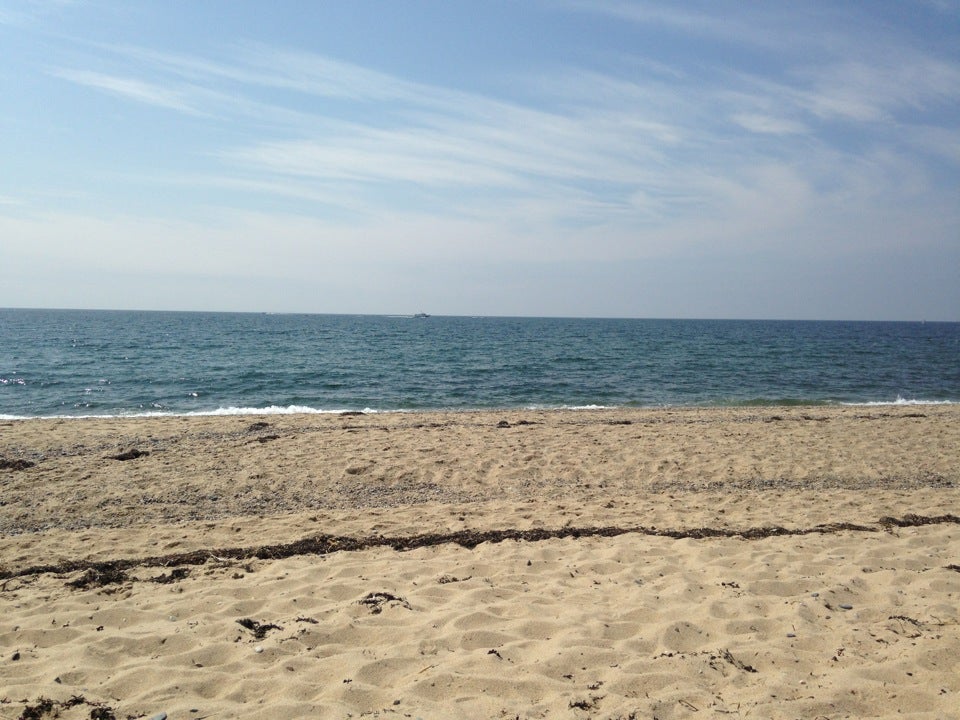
413 312 431 318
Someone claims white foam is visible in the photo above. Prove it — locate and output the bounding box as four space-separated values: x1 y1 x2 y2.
186 405 344 416
520 403 617 411
178 405 386 417
0 405 383 420
4 397 955 421
843 395 957 407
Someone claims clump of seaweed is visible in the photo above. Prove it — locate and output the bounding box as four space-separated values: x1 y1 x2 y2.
0 458 35 471
237 618 283 639
19 695 118 720
66 564 130 589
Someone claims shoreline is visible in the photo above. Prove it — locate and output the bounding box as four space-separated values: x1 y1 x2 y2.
2 397 957 421
2 405 959 718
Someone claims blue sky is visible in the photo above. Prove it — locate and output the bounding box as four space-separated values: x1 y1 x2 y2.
1 1 958 319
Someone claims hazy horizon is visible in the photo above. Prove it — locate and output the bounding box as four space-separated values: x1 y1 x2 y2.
3 306 957 325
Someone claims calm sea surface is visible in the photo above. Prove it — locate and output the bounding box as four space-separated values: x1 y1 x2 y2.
1 309 957 417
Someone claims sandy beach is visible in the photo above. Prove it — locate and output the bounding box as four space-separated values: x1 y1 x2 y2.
1 405 958 718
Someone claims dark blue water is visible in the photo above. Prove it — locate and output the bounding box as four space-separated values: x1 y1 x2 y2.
1 309 957 417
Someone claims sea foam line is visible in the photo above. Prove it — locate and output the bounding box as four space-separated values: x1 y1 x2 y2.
0 405 381 420
1 397 955 421
842 396 957 407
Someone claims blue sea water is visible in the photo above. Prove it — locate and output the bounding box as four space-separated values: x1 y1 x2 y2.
0 309 957 418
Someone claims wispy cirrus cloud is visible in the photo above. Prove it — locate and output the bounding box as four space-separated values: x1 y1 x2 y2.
791 56 960 123
1 0 81 27
50 68 208 116
67 43 690 217
38 3 960 265
564 0 960 125
557 0 763 45
98 42 467 113
729 113 807 135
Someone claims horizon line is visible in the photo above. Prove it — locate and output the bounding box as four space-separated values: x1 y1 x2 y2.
1 306 956 324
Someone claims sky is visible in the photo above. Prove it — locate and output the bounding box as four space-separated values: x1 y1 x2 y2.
1 1 958 320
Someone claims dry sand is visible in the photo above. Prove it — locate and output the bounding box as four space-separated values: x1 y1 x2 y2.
1 405 958 718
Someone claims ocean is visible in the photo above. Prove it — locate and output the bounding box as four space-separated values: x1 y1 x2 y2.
1 309 957 418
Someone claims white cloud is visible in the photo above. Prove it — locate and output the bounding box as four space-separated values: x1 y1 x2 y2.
558 0 766 47
730 113 807 135
795 57 960 123
44 32 955 258
50 68 207 116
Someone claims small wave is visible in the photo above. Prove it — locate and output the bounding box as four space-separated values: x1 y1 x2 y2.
185 405 382 416
517 403 617 411
844 396 957 407
729 396 956 408
0 405 383 420
3 396 956 420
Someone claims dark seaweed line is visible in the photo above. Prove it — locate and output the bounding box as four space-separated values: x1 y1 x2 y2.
2 514 958 583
